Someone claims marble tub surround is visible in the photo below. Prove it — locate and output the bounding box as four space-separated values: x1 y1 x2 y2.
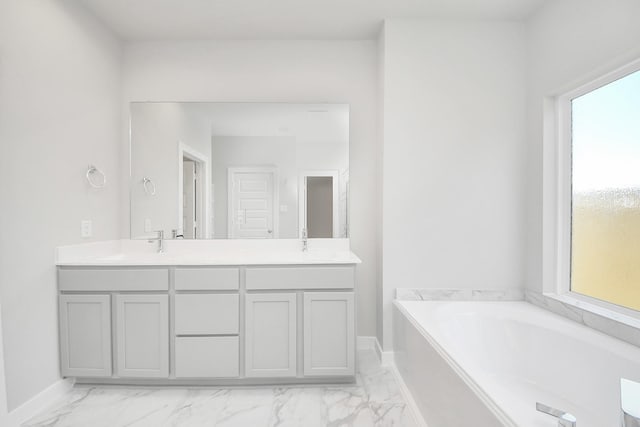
24 349 417 427
526 290 640 348
55 238 361 266
395 288 524 301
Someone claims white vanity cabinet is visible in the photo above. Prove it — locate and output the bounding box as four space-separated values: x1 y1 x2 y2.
57 262 357 385
244 266 356 378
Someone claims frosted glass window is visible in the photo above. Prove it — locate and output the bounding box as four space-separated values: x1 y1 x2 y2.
571 69 640 311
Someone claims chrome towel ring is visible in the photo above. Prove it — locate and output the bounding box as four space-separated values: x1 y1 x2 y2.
143 177 156 196
86 165 106 189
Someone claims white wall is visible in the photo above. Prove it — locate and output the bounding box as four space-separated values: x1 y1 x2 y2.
122 40 379 336
130 103 211 238
0 0 122 411
525 0 640 294
381 20 527 349
376 27 386 348
0 304 8 424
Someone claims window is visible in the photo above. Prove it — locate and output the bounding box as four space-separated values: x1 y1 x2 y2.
567 66 640 312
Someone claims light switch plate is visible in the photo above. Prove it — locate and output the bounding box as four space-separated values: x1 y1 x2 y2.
81 220 92 238
280 204 288 213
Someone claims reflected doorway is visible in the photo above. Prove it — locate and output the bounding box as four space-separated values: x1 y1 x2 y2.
299 171 339 238
178 142 210 239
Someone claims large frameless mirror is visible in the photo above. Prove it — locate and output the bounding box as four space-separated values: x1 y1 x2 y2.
130 102 349 239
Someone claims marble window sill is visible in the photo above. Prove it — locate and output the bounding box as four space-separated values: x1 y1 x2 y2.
526 290 640 348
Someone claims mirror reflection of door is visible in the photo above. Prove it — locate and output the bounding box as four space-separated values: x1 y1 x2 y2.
182 160 197 239
178 142 209 240
300 171 339 238
228 167 278 239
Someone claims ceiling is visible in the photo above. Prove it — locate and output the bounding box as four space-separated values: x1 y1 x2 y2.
78 0 547 41
183 102 349 143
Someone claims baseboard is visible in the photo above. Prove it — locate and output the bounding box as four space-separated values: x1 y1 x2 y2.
388 361 429 427
5 378 73 427
374 337 394 366
356 335 377 351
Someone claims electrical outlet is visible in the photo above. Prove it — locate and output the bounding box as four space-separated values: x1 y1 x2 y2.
144 218 152 232
81 220 92 238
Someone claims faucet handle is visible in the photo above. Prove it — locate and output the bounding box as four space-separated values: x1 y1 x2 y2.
147 230 164 242
536 402 576 427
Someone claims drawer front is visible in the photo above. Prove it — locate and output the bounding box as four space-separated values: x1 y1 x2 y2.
175 294 239 335
175 336 239 378
245 266 354 290
175 268 239 291
59 268 169 291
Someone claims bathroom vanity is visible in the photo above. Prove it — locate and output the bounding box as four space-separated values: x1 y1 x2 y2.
56 240 360 385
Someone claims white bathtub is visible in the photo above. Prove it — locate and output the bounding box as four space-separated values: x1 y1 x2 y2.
393 300 640 427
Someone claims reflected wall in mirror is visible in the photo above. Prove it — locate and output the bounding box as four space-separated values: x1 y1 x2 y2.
130 103 349 239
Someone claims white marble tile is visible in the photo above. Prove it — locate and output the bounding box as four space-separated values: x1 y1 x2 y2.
525 290 640 348
24 349 416 427
395 288 524 302
471 289 524 301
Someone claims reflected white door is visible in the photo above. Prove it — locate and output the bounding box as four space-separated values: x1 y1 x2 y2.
183 160 197 239
228 168 277 239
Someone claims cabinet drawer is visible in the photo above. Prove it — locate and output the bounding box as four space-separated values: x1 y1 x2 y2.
59 268 168 291
175 336 239 378
175 294 239 335
245 266 354 290
175 268 239 291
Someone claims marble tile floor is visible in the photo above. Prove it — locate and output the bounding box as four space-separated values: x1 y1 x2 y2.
24 349 416 427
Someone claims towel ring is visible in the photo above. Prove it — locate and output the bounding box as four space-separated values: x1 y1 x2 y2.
143 177 156 196
86 165 106 189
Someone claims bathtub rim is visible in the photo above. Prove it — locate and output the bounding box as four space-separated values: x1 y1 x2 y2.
393 300 516 427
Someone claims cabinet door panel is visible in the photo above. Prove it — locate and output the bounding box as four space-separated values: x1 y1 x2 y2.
59 294 112 377
245 293 296 377
115 294 169 378
303 292 355 376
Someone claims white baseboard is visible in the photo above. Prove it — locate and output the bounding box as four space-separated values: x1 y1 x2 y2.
374 337 394 366
6 378 73 427
388 361 429 427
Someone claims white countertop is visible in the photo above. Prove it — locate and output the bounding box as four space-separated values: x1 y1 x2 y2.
56 239 362 266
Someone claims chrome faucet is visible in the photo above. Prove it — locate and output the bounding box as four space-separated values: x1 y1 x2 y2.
536 403 576 427
621 379 640 427
148 230 164 253
301 228 308 252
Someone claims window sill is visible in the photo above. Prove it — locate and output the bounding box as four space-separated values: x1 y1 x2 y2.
525 290 640 348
